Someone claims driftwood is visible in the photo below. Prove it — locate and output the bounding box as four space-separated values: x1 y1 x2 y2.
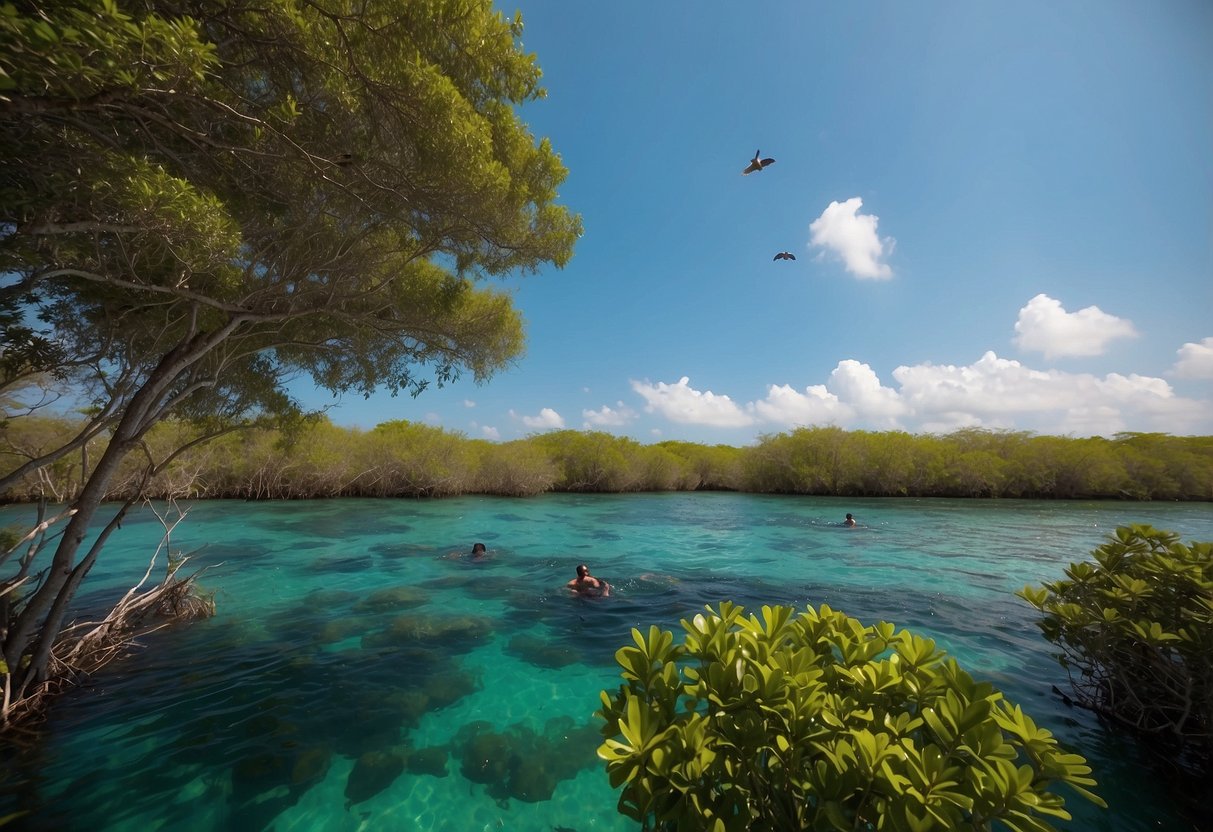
1 501 216 733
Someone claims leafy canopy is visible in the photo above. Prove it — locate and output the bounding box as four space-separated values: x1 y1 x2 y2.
598 602 1103 832
0 0 580 413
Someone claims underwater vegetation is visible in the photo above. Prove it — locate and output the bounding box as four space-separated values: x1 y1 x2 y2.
454 716 601 805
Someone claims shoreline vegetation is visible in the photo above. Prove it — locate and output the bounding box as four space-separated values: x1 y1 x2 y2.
3 418 1211 504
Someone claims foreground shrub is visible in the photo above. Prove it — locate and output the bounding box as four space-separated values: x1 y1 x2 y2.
597 602 1102 832
1019 524 1213 772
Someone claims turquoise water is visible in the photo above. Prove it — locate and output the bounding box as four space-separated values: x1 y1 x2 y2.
2 494 1211 831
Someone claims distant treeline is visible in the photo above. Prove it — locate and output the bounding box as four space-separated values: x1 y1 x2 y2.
2 417 1211 502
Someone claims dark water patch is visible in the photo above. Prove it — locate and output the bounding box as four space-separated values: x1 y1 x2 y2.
766 531 833 553
405 745 449 777
361 613 495 653
421 667 480 710
418 563 519 599
258 509 413 541
291 539 330 550
352 585 429 613
493 513 529 524
505 633 580 669
369 541 436 560
314 616 372 644
345 749 405 808
16 623 475 823
502 602 558 629
196 538 276 562
454 716 600 805
303 588 359 607
589 529 622 542
302 554 372 574
229 746 330 831
419 574 477 590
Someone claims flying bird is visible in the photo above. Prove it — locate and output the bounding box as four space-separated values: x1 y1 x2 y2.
773 251 796 261
742 149 775 175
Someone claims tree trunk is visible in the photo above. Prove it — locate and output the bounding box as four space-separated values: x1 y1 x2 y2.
1 324 231 702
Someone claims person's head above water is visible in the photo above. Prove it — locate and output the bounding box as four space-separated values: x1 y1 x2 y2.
471 542 487 555
845 514 853 521
576 563 590 578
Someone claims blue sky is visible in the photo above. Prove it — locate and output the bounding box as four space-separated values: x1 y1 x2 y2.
303 0 1213 445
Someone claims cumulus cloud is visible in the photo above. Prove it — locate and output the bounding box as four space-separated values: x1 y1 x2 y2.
630 377 754 427
808 197 894 279
750 382 849 426
480 425 500 440
1172 337 1213 379
1012 294 1138 359
634 354 1210 437
583 402 637 428
510 407 565 430
749 361 904 429
891 351 1201 434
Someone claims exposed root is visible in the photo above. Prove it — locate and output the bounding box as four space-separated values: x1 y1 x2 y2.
1 558 216 734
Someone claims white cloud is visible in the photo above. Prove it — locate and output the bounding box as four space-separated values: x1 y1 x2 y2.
828 360 906 424
1012 293 1138 359
463 399 476 408
1172 337 1213 379
808 197 894 279
750 383 850 426
891 351 1202 435
749 360 904 429
423 411 440 424
510 407 565 430
632 354 1210 437
583 401 637 428
631 377 754 427
481 425 500 440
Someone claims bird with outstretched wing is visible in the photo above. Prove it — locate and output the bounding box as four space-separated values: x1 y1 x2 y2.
742 149 775 175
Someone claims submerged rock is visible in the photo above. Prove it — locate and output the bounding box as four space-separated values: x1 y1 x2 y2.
304 588 359 607
291 747 332 786
361 613 494 653
457 724 512 786
505 634 579 669
305 555 370 574
370 541 432 560
344 750 405 808
314 616 370 644
452 717 602 805
352 585 429 613
405 745 449 777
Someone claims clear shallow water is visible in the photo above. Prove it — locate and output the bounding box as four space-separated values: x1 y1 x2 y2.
2 494 1211 832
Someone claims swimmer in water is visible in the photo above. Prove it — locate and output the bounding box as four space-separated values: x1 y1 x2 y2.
844 513 857 527
567 563 611 597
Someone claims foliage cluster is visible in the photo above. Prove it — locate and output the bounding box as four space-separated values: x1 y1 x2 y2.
3 418 1211 503
1019 525 1213 772
597 602 1104 832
